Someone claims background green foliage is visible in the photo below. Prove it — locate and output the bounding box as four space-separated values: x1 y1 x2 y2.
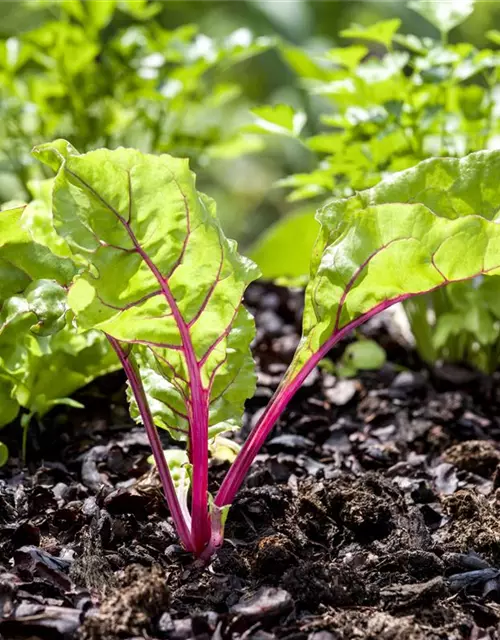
0 196 119 461
4 0 500 244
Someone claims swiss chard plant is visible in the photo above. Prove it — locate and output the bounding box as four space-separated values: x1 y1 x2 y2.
247 0 500 372
32 139 500 558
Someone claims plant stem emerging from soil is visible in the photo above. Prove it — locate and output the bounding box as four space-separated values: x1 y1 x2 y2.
107 334 193 551
214 296 411 510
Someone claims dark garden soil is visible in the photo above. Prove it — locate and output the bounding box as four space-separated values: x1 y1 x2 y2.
2 283 500 639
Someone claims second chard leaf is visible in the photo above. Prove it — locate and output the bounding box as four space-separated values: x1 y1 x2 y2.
215 149 500 516
288 151 500 380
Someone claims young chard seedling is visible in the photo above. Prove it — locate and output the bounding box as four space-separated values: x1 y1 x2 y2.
33 140 500 558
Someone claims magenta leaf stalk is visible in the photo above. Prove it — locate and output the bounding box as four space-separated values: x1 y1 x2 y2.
93 180 211 555
214 302 400 509
188 383 210 554
107 334 194 551
214 288 456 510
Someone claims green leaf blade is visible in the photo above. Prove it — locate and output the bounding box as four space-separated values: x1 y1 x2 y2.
288 151 500 378
249 209 319 280
35 141 260 442
248 104 306 138
0 442 8 467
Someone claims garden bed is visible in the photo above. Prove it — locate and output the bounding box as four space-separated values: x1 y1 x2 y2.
1 282 500 640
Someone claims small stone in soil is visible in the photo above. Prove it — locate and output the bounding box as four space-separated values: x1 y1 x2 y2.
324 379 358 406
390 370 426 393
267 434 315 454
431 462 459 495
231 586 293 623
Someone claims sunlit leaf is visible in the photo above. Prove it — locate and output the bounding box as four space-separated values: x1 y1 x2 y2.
249 209 319 279
279 44 330 81
325 45 368 70
340 19 401 49
248 104 306 138
0 442 8 467
34 140 260 443
287 151 500 379
487 30 500 46
336 339 386 377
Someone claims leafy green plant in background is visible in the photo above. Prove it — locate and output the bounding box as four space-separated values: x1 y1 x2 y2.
29 140 500 558
248 0 500 373
323 339 387 379
0 195 119 463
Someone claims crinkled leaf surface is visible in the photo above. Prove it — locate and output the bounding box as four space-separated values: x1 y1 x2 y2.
34 140 260 440
0 205 71 426
0 377 20 428
0 202 117 426
287 151 500 378
20 324 119 417
0 205 74 302
0 309 119 423
24 179 74 260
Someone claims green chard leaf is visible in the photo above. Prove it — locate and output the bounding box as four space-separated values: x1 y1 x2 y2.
33 140 260 441
286 151 500 379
